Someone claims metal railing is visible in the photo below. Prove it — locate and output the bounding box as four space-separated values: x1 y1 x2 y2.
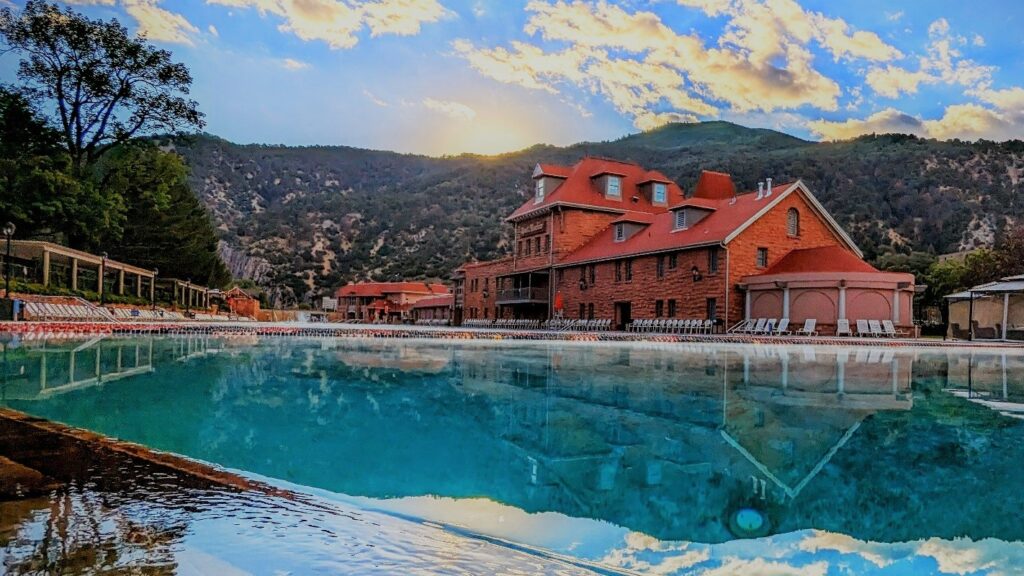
496 287 549 303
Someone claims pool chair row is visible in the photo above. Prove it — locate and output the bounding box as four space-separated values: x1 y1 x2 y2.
836 319 909 338
462 318 542 329
414 319 449 326
544 318 612 331
629 318 715 334
730 318 820 336
111 308 187 321
23 301 115 322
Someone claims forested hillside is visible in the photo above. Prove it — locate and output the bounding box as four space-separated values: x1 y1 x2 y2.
172 122 1024 303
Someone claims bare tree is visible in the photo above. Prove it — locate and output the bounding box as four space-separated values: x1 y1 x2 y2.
0 0 204 175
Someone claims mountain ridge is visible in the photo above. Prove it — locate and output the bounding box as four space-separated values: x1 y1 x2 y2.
168 122 1024 304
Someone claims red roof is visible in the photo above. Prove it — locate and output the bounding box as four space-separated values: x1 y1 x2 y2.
411 294 454 309
509 158 684 221
757 246 878 275
336 282 449 298
558 182 796 266
693 170 736 200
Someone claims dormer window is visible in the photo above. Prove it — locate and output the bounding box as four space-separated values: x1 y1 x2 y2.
535 178 545 203
653 183 666 204
607 176 621 198
614 223 625 242
674 210 687 230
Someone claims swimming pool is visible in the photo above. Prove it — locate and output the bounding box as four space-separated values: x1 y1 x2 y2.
2 335 1023 574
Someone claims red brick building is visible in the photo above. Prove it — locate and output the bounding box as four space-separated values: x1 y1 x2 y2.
335 281 449 322
410 294 455 322
451 158 914 333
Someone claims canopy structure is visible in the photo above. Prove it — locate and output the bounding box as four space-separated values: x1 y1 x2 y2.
946 275 1024 341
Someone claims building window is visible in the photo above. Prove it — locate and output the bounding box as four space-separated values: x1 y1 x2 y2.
557 269 564 283
535 178 545 203
534 237 541 254
756 247 768 268
653 183 667 204
625 259 633 282
579 303 585 319
655 299 664 317
656 255 665 279
615 261 622 282
484 307 488 319
607 176 621 198
668 299 677 318
668 253 678 270
517 241 522 256
614 223 625 242
588 264 596 284
706 298 717 321
588 303 594 319
787 208 800 237
525 240 532 256
674 210 687 230
708 249 719 273
543 234 550 253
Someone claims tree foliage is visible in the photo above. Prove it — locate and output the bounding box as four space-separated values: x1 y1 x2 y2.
0 0 204 175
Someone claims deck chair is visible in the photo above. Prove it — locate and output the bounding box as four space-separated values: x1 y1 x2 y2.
760 319 777 335
882 320 903 338
751 318 767 334
773 318 791 335
796 319 818 336
868 320 884 337
856 319 872 337
836 319 852 337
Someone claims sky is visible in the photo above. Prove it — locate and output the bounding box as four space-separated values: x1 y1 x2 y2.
3 0 1024 155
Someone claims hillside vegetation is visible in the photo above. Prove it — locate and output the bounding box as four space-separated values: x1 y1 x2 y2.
172 122 1024 303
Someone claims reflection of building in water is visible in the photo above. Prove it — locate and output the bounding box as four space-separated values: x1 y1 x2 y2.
944 352 1024 419
2 336 216 402
452 344 913 540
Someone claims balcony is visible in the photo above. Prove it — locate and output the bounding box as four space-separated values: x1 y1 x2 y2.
496 287 549 304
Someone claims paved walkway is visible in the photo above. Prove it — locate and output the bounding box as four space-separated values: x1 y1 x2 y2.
2 320 1023 349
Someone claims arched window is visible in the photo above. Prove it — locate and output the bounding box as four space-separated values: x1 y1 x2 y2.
787 208 800 237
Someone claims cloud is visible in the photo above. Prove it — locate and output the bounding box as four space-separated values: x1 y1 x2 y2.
808 101 1024 142
122 0 199 45
423 98 476 120
700 558 829 576
866 17 995 99
61 0 117 4
279 57 310 70
885 10 903 22
363 89 389 107
455 0 898 130
205 0 450 49
208 24 219 37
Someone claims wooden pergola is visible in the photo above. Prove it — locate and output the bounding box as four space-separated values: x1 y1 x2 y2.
6 240 157 299
158 278 210 309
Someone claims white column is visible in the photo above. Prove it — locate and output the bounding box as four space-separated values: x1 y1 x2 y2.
782 287 791 320
744 290 751 320
838 286 847 321
1002 293 1009 340
892 289 900 323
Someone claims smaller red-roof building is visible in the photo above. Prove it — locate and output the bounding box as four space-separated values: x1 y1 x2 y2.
335 281 449 322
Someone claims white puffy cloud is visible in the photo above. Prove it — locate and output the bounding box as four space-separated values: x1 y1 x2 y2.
279 57 310 70
205 0 450 49
122 0 199 45
700 558 829 576
809 102 1023 142
454 0 899 130
866 17 995 99
423 98 476 120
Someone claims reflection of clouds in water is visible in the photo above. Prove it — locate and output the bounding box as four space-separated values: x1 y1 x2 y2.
916 538 1024 576
702 558 829 576
596 532 710 575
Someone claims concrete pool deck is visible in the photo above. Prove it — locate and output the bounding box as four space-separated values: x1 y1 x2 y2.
2 320 1023 349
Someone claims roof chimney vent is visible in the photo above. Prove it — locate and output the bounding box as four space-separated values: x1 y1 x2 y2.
765 177 773 197
756 181 764 200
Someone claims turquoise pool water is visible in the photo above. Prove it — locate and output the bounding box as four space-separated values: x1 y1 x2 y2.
2 335 1024 574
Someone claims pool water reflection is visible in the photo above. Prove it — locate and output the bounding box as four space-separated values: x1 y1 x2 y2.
2 336 1023 574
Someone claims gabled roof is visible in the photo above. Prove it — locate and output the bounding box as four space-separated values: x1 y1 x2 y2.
759 246 878 275
411 294 454 309
336 282 449 298
509 158 684 221
557 182 798 266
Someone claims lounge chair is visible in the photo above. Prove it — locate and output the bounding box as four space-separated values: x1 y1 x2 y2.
881 320 905 338
836 319 852 337
796 319 818 336
856 319 872 337
751 318 767 334
773 318 791 335
868 320 885 337
759 319 777 335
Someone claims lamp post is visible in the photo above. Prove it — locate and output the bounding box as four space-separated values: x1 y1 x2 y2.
3 222 14 300
100 251 108 306
151 267 159 311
